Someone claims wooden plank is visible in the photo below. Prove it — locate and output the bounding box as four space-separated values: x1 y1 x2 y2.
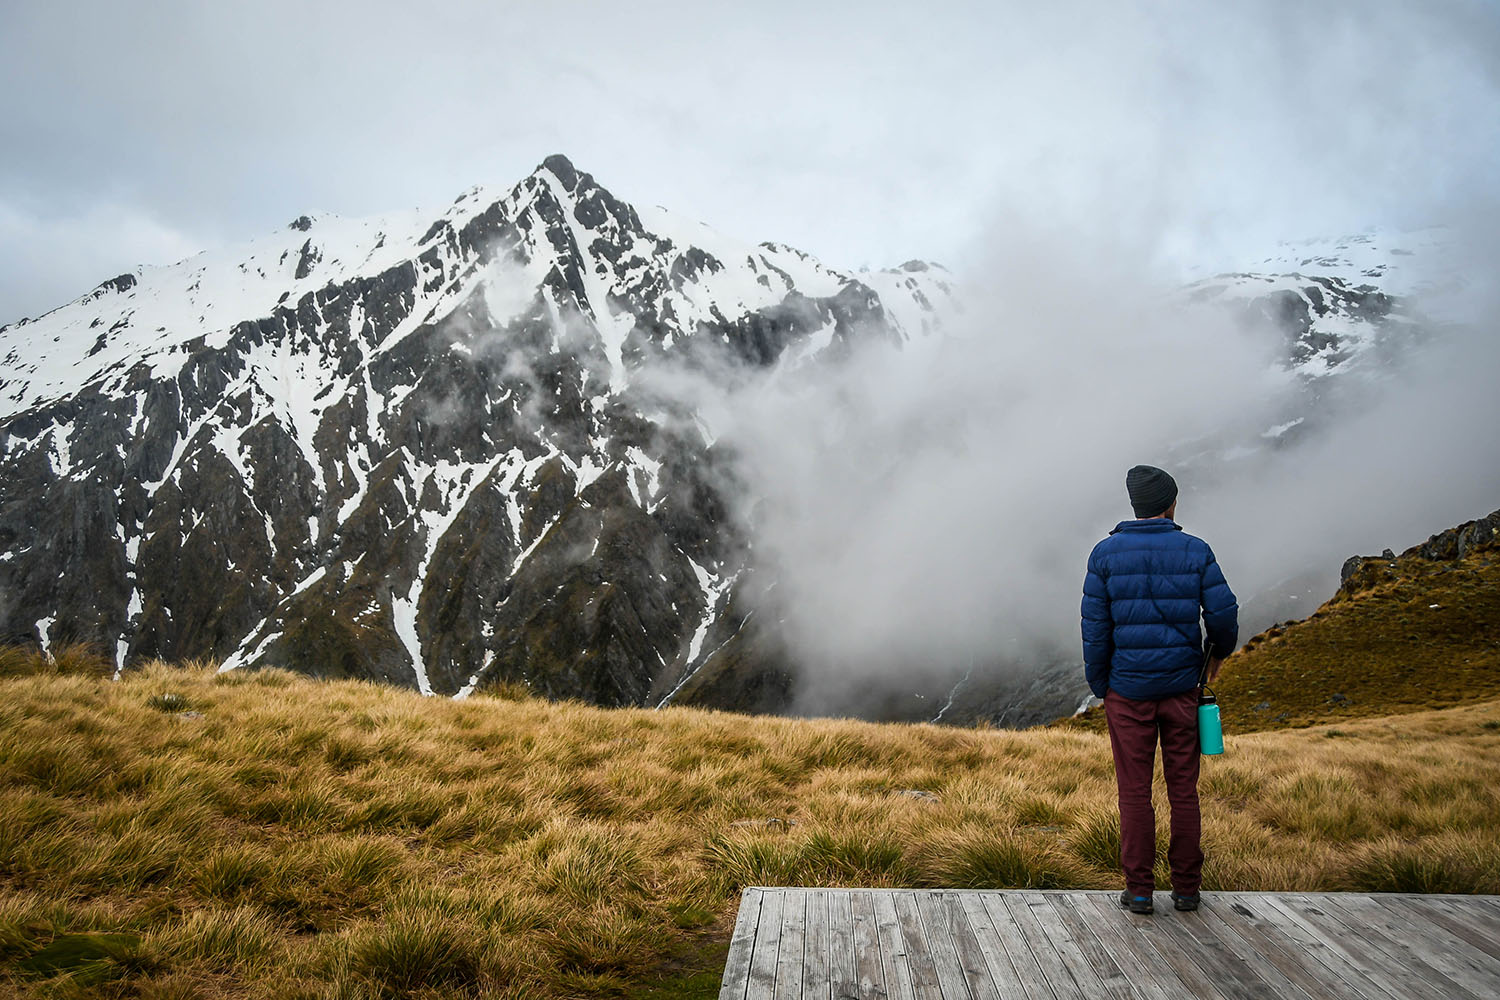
721 888 763 1000
1379 895 1500 970
884 891 934 1000
775 889 806 1000
1213 897 1334 998
1001 894 1091 1000
802 890 832 1000
1064 894 1195 1000
1260 894 1456 1000
1114 905 1238 1000
913 892 976 1000
939 893 1005 1000
1430 896 1500 942
870 891 915 1000
1109 893 1281 1000
1186 898 1316 1000
746 888 784 1000
1307 893 1486 1000
1143 895 1303 1000
976 893 1058 1000
958 894 1035 1000
1221 893 1395 1000
852 891 889 1000
1322 893 1497 999
1227 893 1397 1000
1398 896 1500 963
1041 894 1142 1000
827 892 860 1000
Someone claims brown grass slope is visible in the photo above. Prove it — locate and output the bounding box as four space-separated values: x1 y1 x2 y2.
1 650 1498 999
1066 507 1500 735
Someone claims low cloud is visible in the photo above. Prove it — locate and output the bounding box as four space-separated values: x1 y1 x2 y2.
647 213 1500 709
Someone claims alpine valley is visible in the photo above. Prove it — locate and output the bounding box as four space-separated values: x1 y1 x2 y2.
0 156 1445 724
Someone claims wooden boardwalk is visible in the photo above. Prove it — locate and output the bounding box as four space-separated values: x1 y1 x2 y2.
720 888 1500 1000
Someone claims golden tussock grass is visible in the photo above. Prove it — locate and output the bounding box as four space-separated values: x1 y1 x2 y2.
0 652 1497 998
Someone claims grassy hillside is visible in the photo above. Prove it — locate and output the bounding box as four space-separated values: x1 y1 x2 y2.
1066 511 1500 735
2 652 1499 999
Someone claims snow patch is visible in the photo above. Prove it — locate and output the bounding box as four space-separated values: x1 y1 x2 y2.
35 617 53 658
656 560 739 708
49 427 71 478
389 597 430 695
452 650 495 700
1262 418 1305 439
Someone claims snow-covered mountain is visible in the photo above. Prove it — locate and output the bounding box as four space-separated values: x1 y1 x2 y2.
0 155 1432 723
0 155 955 710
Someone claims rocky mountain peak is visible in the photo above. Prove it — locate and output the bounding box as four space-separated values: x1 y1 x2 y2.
539 152 582 192
0 155 958 711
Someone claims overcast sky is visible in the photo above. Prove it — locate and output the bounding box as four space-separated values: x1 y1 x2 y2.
2 0 1497 324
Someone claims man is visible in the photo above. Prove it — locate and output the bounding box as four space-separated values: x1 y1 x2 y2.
1081 465 1238 915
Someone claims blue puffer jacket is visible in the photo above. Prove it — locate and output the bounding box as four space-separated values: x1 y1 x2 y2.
1081 518 1239 700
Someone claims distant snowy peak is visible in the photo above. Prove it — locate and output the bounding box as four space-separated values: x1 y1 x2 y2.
0 202 432 412
0 153 955 418
1250 228 1456 294
1177 229 1455 381
1189 227 1460 300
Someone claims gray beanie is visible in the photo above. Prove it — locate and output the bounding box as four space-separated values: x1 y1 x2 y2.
1126 465 1178 518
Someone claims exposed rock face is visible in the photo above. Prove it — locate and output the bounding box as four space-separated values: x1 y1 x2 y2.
0 157 1437 725
0 155 953 709
1339 509 1500 597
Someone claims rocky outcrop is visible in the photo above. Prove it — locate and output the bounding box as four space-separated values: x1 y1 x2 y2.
1339 508 1500 597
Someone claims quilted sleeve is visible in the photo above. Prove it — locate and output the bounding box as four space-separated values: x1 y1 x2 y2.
1081 547 1114 697
1200 544 1239 658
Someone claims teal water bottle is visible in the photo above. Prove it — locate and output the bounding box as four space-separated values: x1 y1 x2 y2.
1198 687 1224 756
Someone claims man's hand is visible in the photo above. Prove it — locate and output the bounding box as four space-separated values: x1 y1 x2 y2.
1206 657 1225 684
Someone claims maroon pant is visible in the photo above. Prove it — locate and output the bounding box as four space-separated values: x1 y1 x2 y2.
1104 688 1202 896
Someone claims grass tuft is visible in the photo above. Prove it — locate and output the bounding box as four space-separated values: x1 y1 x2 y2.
0 644 115 680
146 693 190 713
1342 834 1500 894
521 822 647 902
342 914 480 998
157 907 282 974
16 931 148 986
1067 808 1123 872
193 846 274 902
915 828 1081 889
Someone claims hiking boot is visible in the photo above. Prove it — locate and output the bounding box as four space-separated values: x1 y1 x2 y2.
1119 890 1153 914
1170 891 1200 911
